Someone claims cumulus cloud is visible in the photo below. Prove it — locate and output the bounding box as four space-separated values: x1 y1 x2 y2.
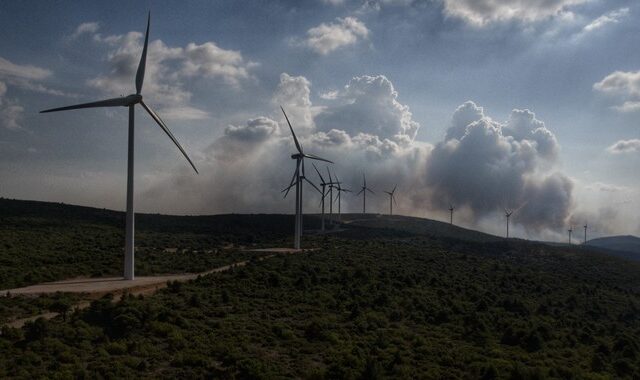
142 77 572 236
607 139 640 154
143 73 429 216
85 25 256 119
583 8 629 33
425 101 571 231
315 75 419 145
594 70 640 112
304 17 369 55
70 22 100 39
442 0 588 26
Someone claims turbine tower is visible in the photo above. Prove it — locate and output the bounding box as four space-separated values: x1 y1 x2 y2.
568 226 573 245
448 204 455 225
40 12 198 281
281 107 332 249
356 173 374 214
326 167 338 225
312 164 329 232
583 223 588 244
504 209 513 238
383 185 397 216
333 173 351 222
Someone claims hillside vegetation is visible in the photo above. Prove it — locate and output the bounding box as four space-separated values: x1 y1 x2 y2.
1 199 640 378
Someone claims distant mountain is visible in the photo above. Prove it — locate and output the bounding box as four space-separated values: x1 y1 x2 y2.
586 235 640 261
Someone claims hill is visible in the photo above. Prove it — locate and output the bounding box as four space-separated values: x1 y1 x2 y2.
586 235 640 261
1 198 640 378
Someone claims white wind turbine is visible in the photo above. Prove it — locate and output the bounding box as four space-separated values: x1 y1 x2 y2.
312 163 329 232
383 185 398 216
333 173 351 222
448 204 455 225
281 107 332 249
40 12 198 280
356 173 375 214
504 209 513 238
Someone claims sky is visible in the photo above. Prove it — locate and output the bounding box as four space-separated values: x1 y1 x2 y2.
0 0 638 241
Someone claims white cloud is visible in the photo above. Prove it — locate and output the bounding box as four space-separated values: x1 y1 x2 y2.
425 101 571 231
0 56 51 80
86 27 256 120
607 139 640 154
71 22 100 39
442 0 588 27
315 75 419 144
304 17 369 55
0 80 23 130
594 70 640 112
583 8 629 33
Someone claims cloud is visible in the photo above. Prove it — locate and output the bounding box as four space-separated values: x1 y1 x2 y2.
70 22 100 39
0 56 51 80
583 7 629 33
594 70 640 112
607 139 640 154
86 27 256 119
315 75 419 144
0 80 23 130
425 101 571 231
304 17 369 55
273 73 318 134
143 73 430 215
442 0 588 27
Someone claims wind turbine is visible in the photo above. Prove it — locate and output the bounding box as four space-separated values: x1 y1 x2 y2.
504 209 513 238
448 204 455 225
281 107 332 249
583 223 588 244
312 164 329 232
383 185 398 216
333 173 351 222
326 167 337 225
356 173 375 214
40 12 198 281
568 226 573 245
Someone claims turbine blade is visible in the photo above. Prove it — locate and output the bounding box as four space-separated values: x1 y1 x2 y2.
140 100 198 174
363 173 366 187
136 11 150 95
40 97 128 113
367 188 375 195
356 189 364 196
392 184 397 193
393 195 398 206
283 160 301 198
303 153 333 164
304 177 322 195
280 106 303 154
312 163 325 184
326 166 333 184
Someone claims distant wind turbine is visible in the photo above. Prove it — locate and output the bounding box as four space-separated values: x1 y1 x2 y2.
281 107 332 249
583 223 588 244
356 173 375 214
504 209 514 238
448 204 455 225
40 12 198 280
383 185 398 216
568 226 573 245
312 164 329 232
326 167 339 225
333 173 351 222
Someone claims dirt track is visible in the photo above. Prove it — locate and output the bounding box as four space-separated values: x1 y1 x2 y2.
1 247 307 330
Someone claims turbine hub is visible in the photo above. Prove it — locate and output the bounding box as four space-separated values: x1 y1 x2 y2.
124 94 143 106
291 153 302 159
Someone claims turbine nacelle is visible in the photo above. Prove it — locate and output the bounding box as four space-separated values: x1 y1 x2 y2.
123 94 143 106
